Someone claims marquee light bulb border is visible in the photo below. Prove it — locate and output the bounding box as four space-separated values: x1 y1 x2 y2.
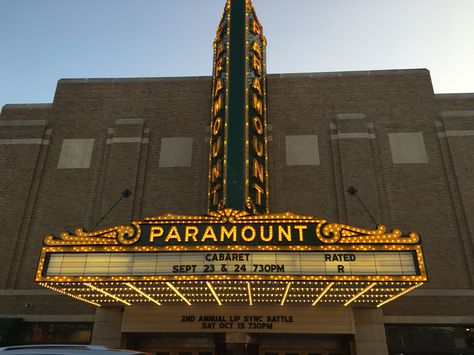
36 209 427 307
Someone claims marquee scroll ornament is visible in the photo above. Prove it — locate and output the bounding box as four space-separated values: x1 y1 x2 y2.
42 209 419 246
315 222 420 244
43 223 141 246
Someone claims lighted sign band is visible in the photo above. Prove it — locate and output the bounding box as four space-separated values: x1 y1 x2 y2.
40 282 101 307
84 283 131 306
42 250 418 279
166 282 192 306
224 1 230 207
280 282 292 306
208 38 217 211
377 282 423 308
125 283 161 306
344 282 377 306
245 4 267 214
244 2 249 209
207 281 223 306
247 281 253 305
312 282 335 306
208 1 230 211
262 15 269 213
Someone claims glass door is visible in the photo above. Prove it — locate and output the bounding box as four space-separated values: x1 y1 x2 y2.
262 350 345 355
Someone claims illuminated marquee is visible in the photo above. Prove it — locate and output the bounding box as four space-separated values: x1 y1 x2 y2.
35 0 427 308
36 209 427 307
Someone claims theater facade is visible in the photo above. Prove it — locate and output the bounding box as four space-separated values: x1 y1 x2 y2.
1 0 474 354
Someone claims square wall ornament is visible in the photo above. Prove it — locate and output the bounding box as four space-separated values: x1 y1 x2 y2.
389 132 428 164
159 137 193 168
286 135 320 166
57 139 95 169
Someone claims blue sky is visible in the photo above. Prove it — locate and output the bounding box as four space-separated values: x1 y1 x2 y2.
1 0 473 108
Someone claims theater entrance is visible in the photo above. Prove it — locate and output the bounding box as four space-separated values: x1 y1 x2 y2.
262 350 347 355
151 350 213 355
259 334 353 355
120 305 355 355
123 333 353 355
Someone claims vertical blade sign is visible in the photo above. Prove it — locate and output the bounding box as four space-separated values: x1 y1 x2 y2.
208 0 268 214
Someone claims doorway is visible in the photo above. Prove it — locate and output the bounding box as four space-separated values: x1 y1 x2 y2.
154 350 214 355
259 334 352 355
262 350 345 355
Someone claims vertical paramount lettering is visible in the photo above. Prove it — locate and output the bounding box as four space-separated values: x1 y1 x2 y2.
214 95 223 116
252 77 262 96
253 94 263 116
253 136 263 157
253 159 264 182
252 117 263 134
212 138 221 158
207 5 229 212
212 160 221 182
213 117 222 135
207 0 270 213
245 5 269 213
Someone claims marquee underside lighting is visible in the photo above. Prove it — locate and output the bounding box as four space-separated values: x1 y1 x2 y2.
39 280 423 308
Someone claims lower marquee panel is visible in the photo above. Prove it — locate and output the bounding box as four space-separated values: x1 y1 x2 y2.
122 305 355 334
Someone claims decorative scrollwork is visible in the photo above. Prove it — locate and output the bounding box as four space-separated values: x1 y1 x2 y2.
116 225 140 245
42 209 420 247
315 221 419 244
43 223 141 246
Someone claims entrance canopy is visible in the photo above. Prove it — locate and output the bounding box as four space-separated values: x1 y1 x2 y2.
36 209 427 308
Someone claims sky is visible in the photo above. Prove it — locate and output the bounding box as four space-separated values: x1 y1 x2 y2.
1 0 474 108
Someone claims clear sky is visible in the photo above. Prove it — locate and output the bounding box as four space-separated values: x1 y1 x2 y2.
1 0 473 108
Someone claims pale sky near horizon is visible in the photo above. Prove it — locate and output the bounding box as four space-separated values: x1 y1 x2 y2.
1 0 473 109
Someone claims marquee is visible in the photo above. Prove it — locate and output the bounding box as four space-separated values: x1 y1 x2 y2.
36 209 426 307
35 0 427 309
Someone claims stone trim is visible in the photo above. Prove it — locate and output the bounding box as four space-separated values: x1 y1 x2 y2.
58 76 210 84
115 118 145 125
336 113 366 120
410 289 474 297
436 93 474 100
1 104 52 110
384 316 474 324
0 120 47 126
0 138 44 145
106 137 148 144
272 69 428 79
0 289 54 296
0 314 94 322
440 110 474 118
55 69 430 85
331 133 376 140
